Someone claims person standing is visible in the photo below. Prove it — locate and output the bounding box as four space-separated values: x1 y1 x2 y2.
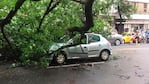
145 29 149 43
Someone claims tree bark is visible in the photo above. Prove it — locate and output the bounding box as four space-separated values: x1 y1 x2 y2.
68 0 94 34
117 5 123 34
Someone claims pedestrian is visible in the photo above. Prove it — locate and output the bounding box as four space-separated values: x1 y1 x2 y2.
145 29 149 43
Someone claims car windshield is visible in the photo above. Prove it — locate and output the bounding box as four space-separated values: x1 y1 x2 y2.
57 34 81 43
58 35 70 43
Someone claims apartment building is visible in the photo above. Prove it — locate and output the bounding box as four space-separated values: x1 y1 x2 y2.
124 0 149 33
113 0 149 34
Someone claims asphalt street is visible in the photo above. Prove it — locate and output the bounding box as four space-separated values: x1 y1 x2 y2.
0 43 149 84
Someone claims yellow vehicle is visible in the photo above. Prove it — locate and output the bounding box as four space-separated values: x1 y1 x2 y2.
122 33 133 43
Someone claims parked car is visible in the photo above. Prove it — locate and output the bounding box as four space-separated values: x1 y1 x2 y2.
122 33 133 43
49 33 112 65
107 32 123 46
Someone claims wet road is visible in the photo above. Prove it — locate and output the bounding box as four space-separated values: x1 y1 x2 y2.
0 43 149 84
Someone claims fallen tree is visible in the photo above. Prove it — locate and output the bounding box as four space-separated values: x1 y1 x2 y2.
0 0 95 66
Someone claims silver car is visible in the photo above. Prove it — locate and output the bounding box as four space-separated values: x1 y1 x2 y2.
107 32 123 46
49 33 112 64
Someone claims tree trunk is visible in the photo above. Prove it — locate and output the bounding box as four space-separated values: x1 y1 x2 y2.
117 5 123 34
68 0 94 34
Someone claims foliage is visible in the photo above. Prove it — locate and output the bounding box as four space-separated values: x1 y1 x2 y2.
0 0 135 67
94 0 113 15
0 0 82 66
90 18 111 38
91 0 113 38
0 0 17 18
114 0 136 18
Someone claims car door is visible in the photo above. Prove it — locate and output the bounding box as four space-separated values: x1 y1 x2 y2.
68 35 88 59
87 34 101 57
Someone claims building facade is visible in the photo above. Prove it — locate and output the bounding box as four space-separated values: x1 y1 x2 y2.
124 0 149 33
113 0 149 34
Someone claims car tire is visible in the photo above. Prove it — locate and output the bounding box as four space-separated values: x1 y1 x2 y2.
53 52 67 65
100 50 110 61
115 39 121 46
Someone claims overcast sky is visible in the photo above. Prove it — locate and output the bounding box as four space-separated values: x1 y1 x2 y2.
128 0 149 3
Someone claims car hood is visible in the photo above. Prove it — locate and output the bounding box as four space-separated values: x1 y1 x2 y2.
49 43 67 51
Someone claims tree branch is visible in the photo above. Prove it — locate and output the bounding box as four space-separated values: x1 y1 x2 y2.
117 4 123 34
0 0 26 48
0 0 26 26
37 0 60 32
72 0 88 4
68 0 94 34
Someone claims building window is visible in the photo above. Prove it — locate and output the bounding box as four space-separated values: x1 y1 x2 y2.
144 3 147 12
134 2 136 7
144 3 147 8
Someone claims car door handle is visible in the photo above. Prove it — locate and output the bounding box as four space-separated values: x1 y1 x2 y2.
84 47 87 48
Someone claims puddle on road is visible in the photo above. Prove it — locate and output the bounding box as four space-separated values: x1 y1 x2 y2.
113 49 137 55
110 49 137 62
114 74 130 80
120 51 136 55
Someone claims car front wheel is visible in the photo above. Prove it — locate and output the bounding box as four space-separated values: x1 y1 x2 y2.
100 50 110 61
115 39 121 46
53 52 66 65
